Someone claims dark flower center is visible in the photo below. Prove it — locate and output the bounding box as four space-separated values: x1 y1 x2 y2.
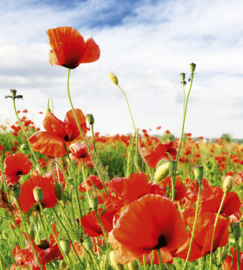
153 235 167 250
16 171 22 176
64 135 69 141
37 238 50 250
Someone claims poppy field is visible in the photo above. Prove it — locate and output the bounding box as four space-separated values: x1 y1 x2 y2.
0 26 243 270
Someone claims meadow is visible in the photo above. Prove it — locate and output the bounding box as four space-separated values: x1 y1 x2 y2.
0 26 243 270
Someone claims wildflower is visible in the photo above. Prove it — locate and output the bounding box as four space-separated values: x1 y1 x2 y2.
69 142 94 168
222 247 243 270
140 143 177 168
78 175 104 192
18 174 57 213
108 194 188 264
0 153 32 186
29 110 87 157
46 26 100 69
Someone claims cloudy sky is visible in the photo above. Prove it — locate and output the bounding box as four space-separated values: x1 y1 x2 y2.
1 0 243 138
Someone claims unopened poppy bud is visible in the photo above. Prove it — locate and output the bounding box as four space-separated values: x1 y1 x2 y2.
2 231 9 240
127 260 139 270
82 236 93 250
60 239 70 255
110 251 124 270
11 186 21 200
86 114 95 125
10 89 17 99
231 223 241 240
154 161 170 183
54 183 63 200
180 73 186 81
222 176 234 193
90 196 99 210
133 153 143 171
33 187 44 202
189 63 196 73
109 73 118 85
193 165 203 182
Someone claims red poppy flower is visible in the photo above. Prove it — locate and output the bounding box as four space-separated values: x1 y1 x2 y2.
45 166 66 188
108 194 188 264
222 247 243 270
140 143 177 168
69 142 94 168
176 212 230 261
78 175 104 192
18 174 57 213
13 222 63 269
0 153 32 186
234 170 243 185
29 109 87 157
72 237 104 256
46 26 100 69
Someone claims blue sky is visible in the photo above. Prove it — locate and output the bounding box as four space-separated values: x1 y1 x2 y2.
1 0 243 138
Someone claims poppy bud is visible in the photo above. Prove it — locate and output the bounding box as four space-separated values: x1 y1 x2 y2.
60 239 70 255
86 114 95 125
180 73 186 81
154 161 170 183
168 160 176 174
110 251 124 270
193 165 203 182
54 183 63 200
133 153 143 171
231 222 241 240
10 89 17 99
127 260 139 270
90 196 99 210
109 73 118 85
11 186 21 200
189 63 196 73
2 231 9 240
33 187 44 202
82 236 93 250
222 176 234 193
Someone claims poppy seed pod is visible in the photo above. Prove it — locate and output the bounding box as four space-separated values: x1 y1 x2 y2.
180 73 186 81
109 73 118 85
110 251 124 270
54 183 63 200
127 260 139 270
90 196 99 210
86 114 95 125
33 187 44 202
231 222 241 240
133 153 143 171
189 63 196 73
193 165 204 182
82 236 93 250
222 176 234 193
154 161 170 183
60 239 70 255
20 144 27 151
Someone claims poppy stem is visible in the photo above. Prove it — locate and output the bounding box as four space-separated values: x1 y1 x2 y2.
149 250 154 270
59 201 77 237
52 207 83 266
66 68 108 194
182 180 202 270
90 123 110 183
12 98 45 176
15 200 44 270
209 191 227 270
81 158 91 206
94 209 108 249
47 97 54 114
157 249 163 270
230 245 236 270
172 72 194 202
236 240 240 270
37 211 48 239
143 254 146 270
117 84 153 178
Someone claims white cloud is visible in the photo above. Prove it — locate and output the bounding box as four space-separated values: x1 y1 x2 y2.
1 0 243 139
